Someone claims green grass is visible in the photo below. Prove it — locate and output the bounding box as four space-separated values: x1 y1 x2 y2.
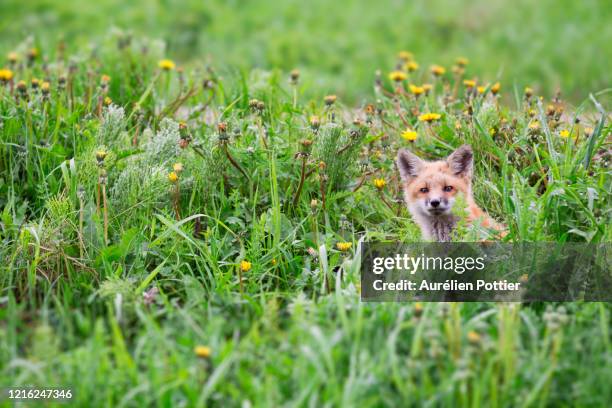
0 10 611 408
1 0 611 102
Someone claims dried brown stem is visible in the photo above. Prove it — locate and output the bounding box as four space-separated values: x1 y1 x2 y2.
223 145 249 180
292 156 308 208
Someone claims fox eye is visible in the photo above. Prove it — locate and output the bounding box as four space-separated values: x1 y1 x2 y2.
419 187 429 193
443 185 453 192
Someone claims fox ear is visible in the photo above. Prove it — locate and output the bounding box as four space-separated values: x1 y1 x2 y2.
397 149 423 180
447 145 473 177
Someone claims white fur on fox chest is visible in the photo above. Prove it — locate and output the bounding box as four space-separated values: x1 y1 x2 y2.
408 200 458 242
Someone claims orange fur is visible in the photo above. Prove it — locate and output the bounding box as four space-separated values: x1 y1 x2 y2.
397 145 505 241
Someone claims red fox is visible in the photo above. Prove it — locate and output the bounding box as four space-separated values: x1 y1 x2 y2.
396 145 504 241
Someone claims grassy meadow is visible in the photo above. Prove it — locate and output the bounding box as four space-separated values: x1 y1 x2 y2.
1 0 611 101
1 1 611 407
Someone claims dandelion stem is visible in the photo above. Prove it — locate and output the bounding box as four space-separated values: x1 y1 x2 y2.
102 184 108 244
379 191 395 211
159 86 198 120
238 266 243 293
319 175 327 211
573 128 581 146
191 145 206 160
381 117 399 131
352 170 379 193
223 145 249 180
292 156 307 208
96 184 101 213
96 95 103 118
394 101 410 127
78 194 85 259
68 74 75 110
337 142 353 155
258 118 268 149
174 183 181 220
132 125 140 147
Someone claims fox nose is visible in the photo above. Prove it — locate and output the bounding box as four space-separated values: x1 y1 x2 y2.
430 199 440 208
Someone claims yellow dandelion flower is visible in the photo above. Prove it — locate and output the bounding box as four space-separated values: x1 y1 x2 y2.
467 331 481 344
28 48 39 58
405 61 419 72
104 96 112 106
194 345 211 358
240 260 252 272
422 83 433 93
524 87 534 97
477 86 486 94
491 82 501 95
519 274 529 283
398 51 413 61
418 113 442 122
414 302 424 316
373 178 386 190
454 121 462 130
7 52 18 63
401 128 418 142
0 68 14 82
430 65 446 76
584 127 594 136
158 59 176 71
336 242 352 252
41 81 51 93
101 74 111 84
168 171 179 183
559 129 570 138
528 121 540 130
456 57 469 67
463 79 476 88
388 70 407 82
173 162 184 173
409 84 424 96
95 150 108 162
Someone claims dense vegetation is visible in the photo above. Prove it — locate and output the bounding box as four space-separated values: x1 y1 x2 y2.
1 0 611 101
0 2 611 406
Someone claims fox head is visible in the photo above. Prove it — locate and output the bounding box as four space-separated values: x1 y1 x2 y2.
396 145 473 218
